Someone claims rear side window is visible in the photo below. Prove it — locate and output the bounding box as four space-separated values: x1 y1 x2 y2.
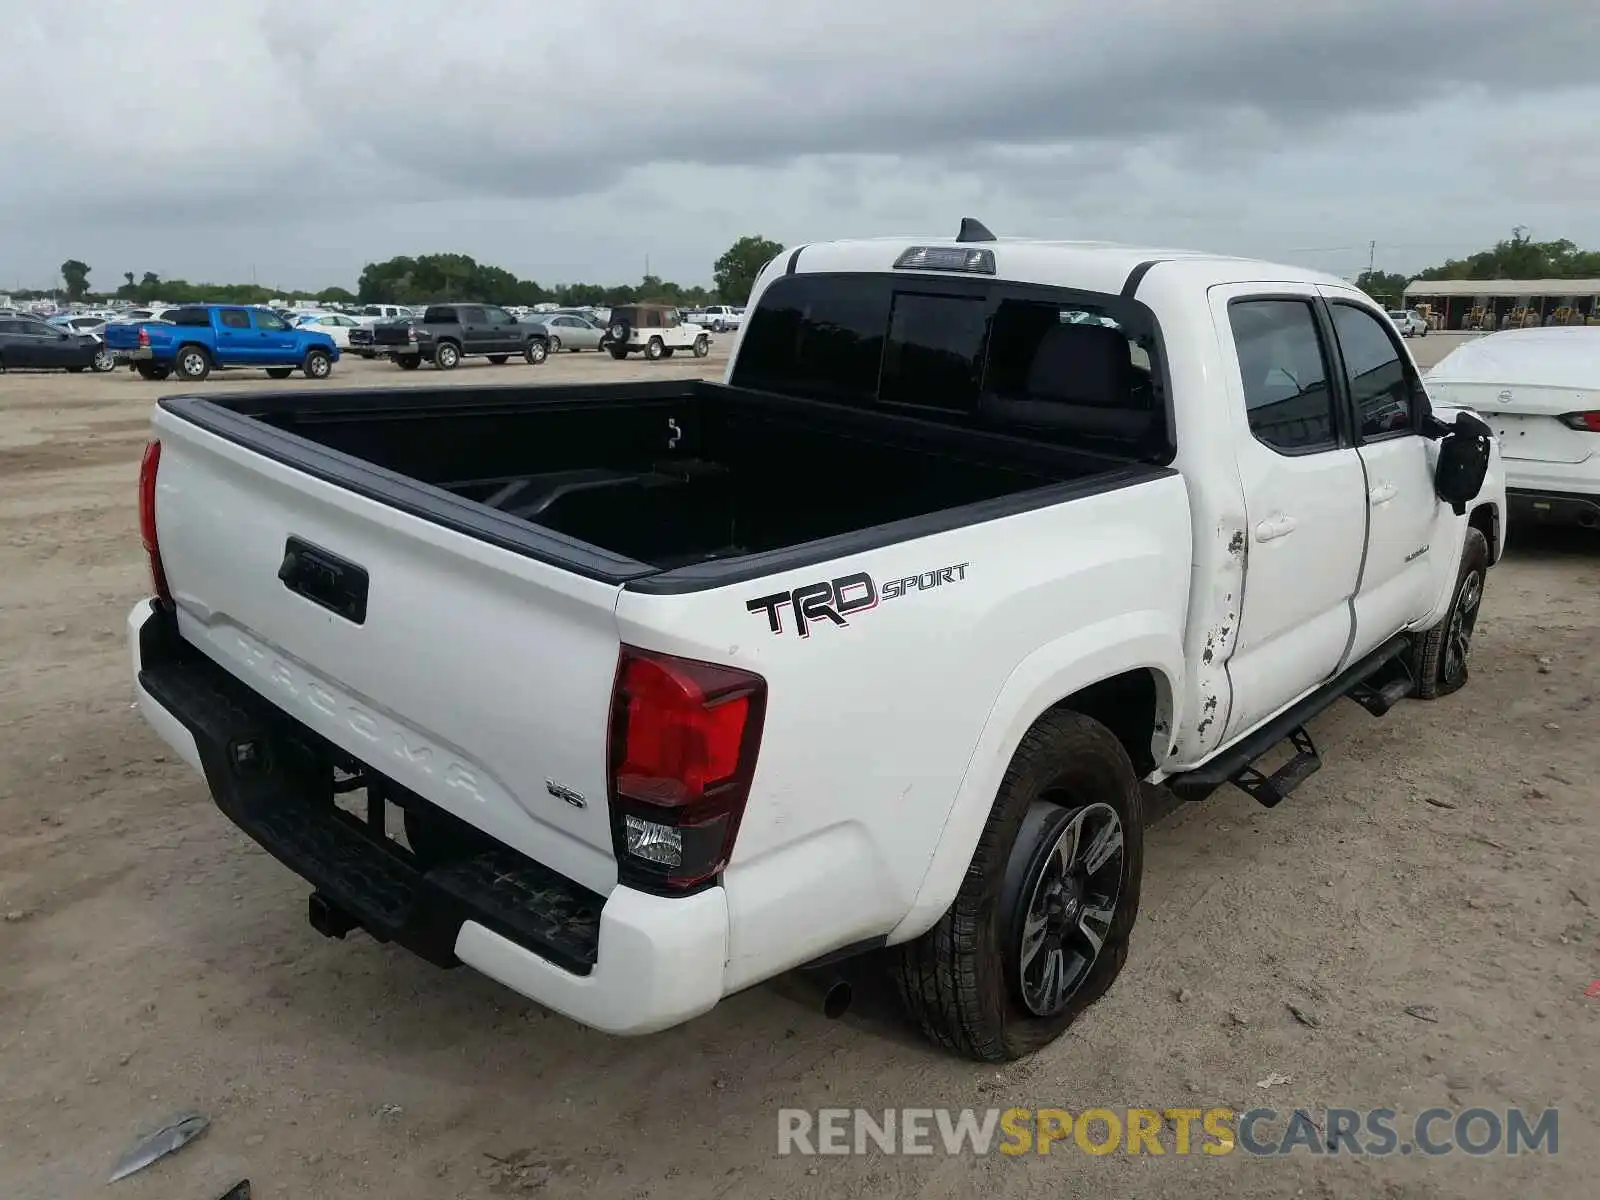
1329 303 1420 439
459 306 487 324
731 272 1166 456
424 307 459 323
168 307 211 327
1229 300 1338 454
219 310 250 329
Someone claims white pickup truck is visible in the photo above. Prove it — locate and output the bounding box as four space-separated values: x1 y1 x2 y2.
129 224 1504 1061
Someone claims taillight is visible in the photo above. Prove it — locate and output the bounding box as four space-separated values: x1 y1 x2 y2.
1558 411 1600 433
137 326 150 347
607 646 767 893
138 439 172 604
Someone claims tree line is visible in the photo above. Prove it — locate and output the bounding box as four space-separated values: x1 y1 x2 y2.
29 235 786 310
1356 229 1600 304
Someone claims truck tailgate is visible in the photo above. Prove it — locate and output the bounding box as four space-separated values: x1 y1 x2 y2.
151 405 626 896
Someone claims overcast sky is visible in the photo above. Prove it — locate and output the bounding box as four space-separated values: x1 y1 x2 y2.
2 0 1596 293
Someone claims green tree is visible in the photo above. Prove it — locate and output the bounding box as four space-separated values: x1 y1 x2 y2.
1356 270 1410 306
316 285 357 304
60 259 91 302
713 235 784 304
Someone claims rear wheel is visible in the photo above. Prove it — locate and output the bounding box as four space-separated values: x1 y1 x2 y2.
135 363 171 381
486 354 509 365
393 354 421 370
892 710 1144 1061
433 341 461 370
265 367 293 379
175 345 211 382
547 335 562 353
1411 529 1489 699
609 347 629 360
92 348 115 372
303 348 332 379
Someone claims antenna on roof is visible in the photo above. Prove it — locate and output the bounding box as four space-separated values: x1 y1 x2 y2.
956 217 996 243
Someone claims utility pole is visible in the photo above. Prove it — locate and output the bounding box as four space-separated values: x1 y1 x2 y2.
1367 240 1375 278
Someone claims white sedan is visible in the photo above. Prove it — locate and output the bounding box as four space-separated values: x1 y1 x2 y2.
294 312 363 348
1387 308 1429 337
1427 327 1599 530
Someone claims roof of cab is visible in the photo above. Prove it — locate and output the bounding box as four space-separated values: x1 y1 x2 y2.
782 235 1352 298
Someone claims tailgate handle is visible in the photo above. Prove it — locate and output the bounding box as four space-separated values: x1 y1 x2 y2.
278 537 369 624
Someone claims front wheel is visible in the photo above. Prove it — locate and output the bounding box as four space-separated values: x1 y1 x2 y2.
303 349 332 379
645 336 664 361
892 710 1144 1061
1411 528 1489 699
175 346 211 382
524 339 548 365
693 334 710 358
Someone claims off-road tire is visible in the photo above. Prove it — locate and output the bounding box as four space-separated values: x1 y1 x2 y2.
645 336 664 361
892 709 1144 1061
693 334 710 358
1411 528 1489 699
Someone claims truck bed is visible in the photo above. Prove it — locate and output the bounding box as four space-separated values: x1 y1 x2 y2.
159 380 1162 591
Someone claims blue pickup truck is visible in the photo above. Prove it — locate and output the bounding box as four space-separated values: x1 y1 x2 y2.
103 304 339 382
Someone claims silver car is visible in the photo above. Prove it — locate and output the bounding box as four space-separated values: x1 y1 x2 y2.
535 312 605 352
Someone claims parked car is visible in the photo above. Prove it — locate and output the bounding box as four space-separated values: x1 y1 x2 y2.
293 311 363 349
603 304 711 360
353 304 416 325
691 304 743 332
129 226 1502 1059
1387 308 1429 338
371 304 550 370
49 314 111 341
102 304 339 382
0 314 114 372
533 312 605 352
1426 326 1598 529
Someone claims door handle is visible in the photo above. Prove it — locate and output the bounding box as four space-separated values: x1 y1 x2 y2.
1369 482 1398 505
1256 515 1297 542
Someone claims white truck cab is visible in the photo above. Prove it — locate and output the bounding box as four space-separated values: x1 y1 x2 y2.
128 222 1503 1060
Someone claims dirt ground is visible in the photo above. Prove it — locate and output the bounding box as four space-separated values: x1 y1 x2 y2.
0 336 1594 1200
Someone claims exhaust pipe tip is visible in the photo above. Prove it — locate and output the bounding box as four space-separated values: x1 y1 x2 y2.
821 979 853 1020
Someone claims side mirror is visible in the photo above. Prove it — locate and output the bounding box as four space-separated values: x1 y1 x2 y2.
1434 410 1492 515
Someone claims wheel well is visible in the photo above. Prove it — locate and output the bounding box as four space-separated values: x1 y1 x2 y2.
179 341 210 359
1469 503 1499 565
1050 669 1167 776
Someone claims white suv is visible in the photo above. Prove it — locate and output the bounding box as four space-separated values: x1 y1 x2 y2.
604 304 712 360
1387 308 1429 338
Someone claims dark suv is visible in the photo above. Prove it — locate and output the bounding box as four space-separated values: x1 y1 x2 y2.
374 304 550 370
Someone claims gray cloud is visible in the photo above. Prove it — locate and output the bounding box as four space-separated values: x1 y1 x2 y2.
1 0 1596 289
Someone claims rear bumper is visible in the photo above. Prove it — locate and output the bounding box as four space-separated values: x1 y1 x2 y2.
1507 488 1600 528
127 600 729 1035
111 347 153 361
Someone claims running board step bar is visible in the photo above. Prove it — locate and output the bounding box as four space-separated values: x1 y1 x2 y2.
1167 634 1411 805
1347 656 1415 717
1230 726 1319 808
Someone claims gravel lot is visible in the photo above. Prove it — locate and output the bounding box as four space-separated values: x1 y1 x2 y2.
1 334 1594 1199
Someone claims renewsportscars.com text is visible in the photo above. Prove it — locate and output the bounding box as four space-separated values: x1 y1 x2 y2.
777 1106 1559 1158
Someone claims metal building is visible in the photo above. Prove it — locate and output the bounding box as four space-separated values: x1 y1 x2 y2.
1402 278 1600 331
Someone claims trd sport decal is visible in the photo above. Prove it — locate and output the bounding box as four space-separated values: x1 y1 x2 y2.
746 562 969 638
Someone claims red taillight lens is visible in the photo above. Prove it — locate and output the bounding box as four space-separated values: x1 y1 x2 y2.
607 646 766 892
138 439 171 604
137 327 149 347
1558 410 1600 433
